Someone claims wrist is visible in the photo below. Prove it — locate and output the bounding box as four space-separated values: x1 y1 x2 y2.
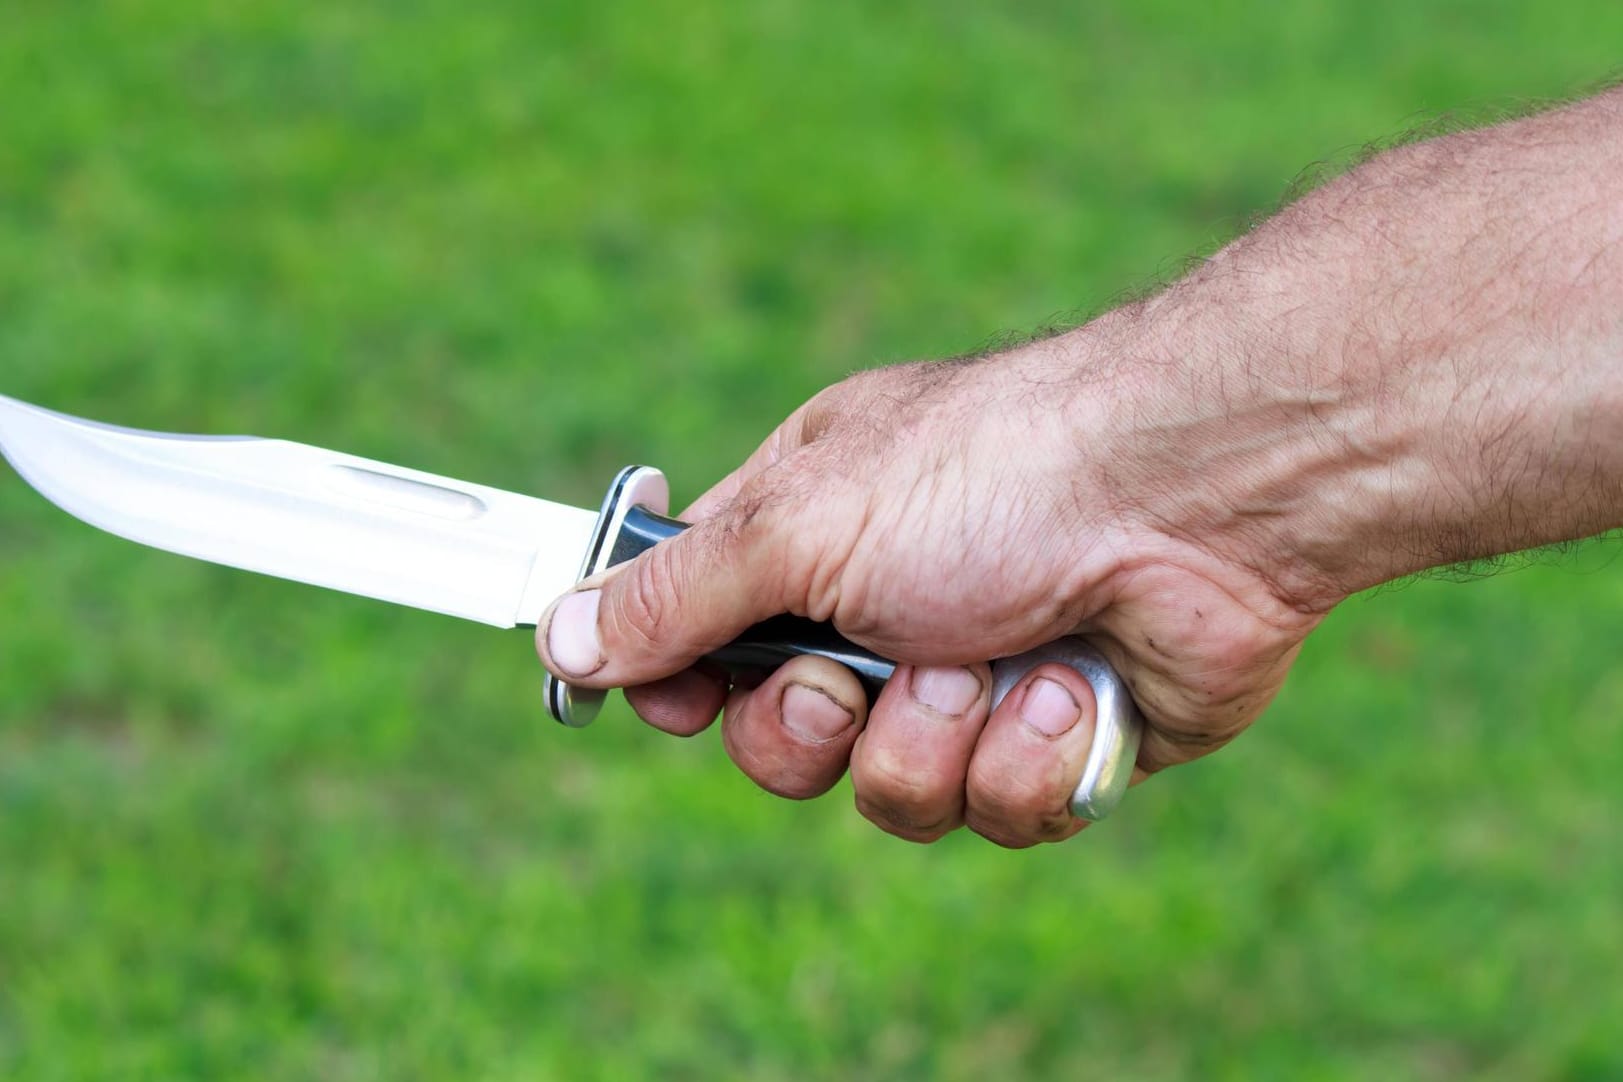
1081 286 1388 613
1093 144 1623 609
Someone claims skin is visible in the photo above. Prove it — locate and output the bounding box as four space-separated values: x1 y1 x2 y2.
538 87 1623 848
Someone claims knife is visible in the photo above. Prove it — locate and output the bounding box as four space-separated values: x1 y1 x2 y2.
0 393 1142 821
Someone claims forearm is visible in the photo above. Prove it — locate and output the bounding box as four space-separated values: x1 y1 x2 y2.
1084 88 1623 610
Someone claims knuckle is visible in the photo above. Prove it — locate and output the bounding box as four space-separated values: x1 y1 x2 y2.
965 762 1078 846
966 766 1048 821
965 804 1081 848
964 812 1037 850
853 790 957 843
607 545 684 652
852 748 956 822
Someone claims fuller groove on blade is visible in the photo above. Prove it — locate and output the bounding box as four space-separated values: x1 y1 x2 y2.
0 395 596 627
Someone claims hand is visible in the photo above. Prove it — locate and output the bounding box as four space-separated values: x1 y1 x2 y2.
537 324 1324 848
538 87 1623 847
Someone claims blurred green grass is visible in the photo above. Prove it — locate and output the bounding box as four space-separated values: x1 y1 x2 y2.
2 2 1622 1078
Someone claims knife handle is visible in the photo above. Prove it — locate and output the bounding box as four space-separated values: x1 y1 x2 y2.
545 467 1143 821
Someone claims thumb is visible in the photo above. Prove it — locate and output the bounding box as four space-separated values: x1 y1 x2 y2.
536 495 795 690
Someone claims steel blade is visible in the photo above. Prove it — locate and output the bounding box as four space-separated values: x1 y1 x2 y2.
0 394 595 627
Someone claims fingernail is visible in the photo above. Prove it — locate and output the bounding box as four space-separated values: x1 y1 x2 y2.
780 682 856 743
547 590 605 678
1020 677 1079 738
910 666 983 718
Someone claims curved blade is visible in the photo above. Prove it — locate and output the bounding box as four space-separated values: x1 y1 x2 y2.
0 394 595 627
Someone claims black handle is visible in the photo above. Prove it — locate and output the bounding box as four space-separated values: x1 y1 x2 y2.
607 504 898 697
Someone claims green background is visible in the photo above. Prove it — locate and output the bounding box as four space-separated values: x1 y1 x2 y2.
2 2 1621 1078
